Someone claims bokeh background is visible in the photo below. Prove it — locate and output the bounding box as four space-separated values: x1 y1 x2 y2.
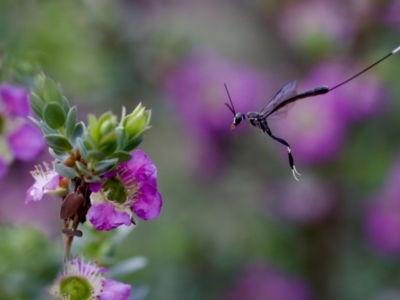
1 0 400 299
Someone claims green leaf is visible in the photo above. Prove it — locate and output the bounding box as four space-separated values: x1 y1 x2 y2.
65 107 77 138
76 138 89 163
116 127 128 150
99 141 117 156
28 116 41 128
71 122 85 145
87 114 99 142
39 121 57 135
43 102 66 129
49 148 69 160
40 77 62 103
45 134 73 151
109 150 132 163
124 136 144 152
87 150 106 161
54 161 77 179
61 96 70 115
75 161 92 177
29 93 45 119
93 158 118 173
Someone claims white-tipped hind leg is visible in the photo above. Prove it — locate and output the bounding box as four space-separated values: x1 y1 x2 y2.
292 165 301 181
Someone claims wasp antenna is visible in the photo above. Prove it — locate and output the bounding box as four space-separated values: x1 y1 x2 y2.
224 83 236 115
330 45 400 92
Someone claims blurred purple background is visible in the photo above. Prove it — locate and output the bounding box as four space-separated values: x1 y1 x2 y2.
1 0 400 299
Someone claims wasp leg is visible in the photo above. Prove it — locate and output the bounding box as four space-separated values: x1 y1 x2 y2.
265 129 301 181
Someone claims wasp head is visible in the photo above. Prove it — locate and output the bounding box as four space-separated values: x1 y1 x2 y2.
232 113 245 129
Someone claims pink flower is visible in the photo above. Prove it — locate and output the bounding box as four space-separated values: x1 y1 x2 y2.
272 60 387 164
48 257 131 300
0 83 44 177
25 163 65 204
365 160 400 255
88 150 162 231
223 262 313 300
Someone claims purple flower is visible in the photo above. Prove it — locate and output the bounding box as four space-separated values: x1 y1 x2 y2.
88 149 162 231
272 60 386 164
365 160 400 255
306 61 387 123
25 163 66 204
382 1 400 26
266 177 335 224
222 262 313 300
164 49 273 177
271 85 346 163
0 83 44 177
164 49 270 135
278 0 354 48
48 257 131 300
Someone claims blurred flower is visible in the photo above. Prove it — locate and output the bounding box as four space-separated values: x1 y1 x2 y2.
383 1 400 26
278 0 354 50
365 160 400 255
88 149 162 231
25 163 66 204
308 61 387 123
266 177 335 224
0 83 45 176
48 257 131 300
164 49 273 177
223 262 313 300
272 60 386 164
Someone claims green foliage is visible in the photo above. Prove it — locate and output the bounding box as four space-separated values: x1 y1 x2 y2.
28 74 151 181
0 226 60 300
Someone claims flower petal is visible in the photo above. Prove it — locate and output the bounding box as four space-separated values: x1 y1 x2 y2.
7 123 44 161
0 83 30 116
89 182 103 193
25 183 44 204
0 157 10 178
101 279 131 300
119 150 157 184
88 203 132 231
133 183 162 220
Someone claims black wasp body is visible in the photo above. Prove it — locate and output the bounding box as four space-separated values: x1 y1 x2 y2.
226 82 329 180
225 45 400 180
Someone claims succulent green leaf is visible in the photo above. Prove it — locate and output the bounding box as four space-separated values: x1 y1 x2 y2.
39 120 57 135
71 122 85 145
28 116 41 128
99 140 117 156
54 161 77 179
87 114 99 142
61 96 70 115
116 127 128 150
109 150 132 163
124 136 144 152
99 131 117 147
49 148 69 160
87 150 106 161
76 138 89 163
40 77 62 103
75 161 92 177
43 102 66 129
65 107 77 138
93 158 119 173
29 93 45 119
45 134 73 151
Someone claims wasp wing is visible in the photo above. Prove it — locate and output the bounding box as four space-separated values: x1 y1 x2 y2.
259 80 298 118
